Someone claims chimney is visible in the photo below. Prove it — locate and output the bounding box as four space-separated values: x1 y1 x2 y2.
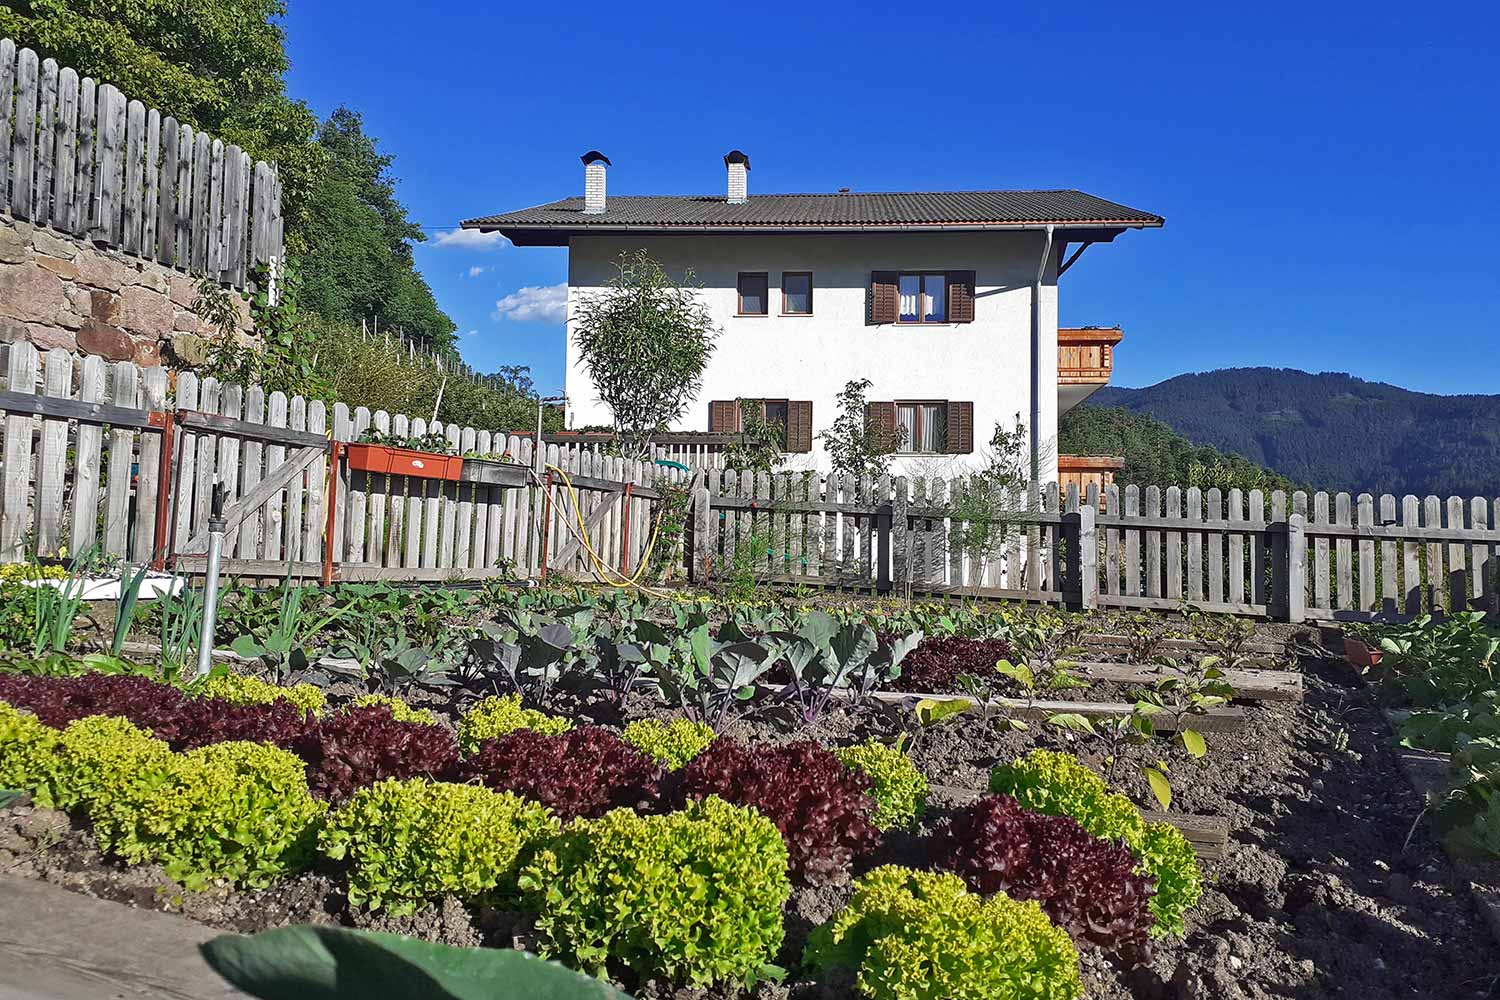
581 151 610 214
724 150 750 205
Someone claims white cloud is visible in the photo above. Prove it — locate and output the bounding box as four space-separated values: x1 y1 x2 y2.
465 329 479 338
492 284 567 324
464 265 489 278
430 228 507 251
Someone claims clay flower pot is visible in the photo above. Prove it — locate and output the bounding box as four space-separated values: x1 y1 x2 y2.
1343 636 1383 668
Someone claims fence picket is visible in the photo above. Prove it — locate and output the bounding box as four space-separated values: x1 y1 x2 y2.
33 351 71 555
69 356 107 554
122 99 145 253
102 361 140 557
1423 496 1443 611
1204 488 1223 604
0 39 14 215
1227 489 1245 606
1448 496 1468 611
0 344 39 560
10 47 37 221
34 57 57 225
132 366 168 560
285 395 308 561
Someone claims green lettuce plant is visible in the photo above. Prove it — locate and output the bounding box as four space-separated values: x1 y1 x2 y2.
198 671 326 716
804 865 1083 1000
834 740 928 831
458 694 572 754
518 796 790 989
619 718 715 770
320 778 559 914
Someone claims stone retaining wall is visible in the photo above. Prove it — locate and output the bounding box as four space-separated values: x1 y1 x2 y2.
0 213 251 369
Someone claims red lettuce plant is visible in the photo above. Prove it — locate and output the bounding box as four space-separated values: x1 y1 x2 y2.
291 703 458 801
457 725 662 821
173 697 313 751
0 673 191 736
676 739 879 884
932 793 1156 965
898 637 1015 693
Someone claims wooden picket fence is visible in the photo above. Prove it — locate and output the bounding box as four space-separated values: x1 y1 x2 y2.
0 338 1497 619
686 473 1500 622
0 38 282 290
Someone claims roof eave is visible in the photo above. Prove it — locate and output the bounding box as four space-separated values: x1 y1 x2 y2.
470 220 1161 248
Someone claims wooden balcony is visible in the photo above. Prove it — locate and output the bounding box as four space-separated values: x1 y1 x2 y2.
1058 326 1123 414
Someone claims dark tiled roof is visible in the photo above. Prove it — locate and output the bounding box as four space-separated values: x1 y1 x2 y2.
463 190 1162 231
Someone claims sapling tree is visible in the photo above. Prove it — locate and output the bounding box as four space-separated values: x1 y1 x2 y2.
572 250 719 460
819 378 899 479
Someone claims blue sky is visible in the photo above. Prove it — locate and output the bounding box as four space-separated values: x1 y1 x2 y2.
282 1 1498 397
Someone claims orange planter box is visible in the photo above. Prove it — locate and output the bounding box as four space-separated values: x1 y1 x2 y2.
345 443 464 481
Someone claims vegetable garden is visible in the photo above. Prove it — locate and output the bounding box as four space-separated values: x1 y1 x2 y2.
2 577 1499 1000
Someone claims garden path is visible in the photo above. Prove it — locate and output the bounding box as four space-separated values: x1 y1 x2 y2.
0 876 247 1000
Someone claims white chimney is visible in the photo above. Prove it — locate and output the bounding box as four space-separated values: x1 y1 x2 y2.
582 151 610 214
724 150 750 205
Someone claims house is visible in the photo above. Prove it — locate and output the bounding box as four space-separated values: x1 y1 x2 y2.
463 152 1160 480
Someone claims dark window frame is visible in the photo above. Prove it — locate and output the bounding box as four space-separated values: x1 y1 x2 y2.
736 272 769 316
780 271 814 316
894 399 949 454
896 272 949 325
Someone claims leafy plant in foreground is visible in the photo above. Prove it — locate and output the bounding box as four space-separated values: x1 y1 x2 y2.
768 611 921 723
320 778 559 915
932 794 1156 965
650 625 778 731
804 865 1083 1000
200 925 633 1000
677 739 879 883
518 796 790 989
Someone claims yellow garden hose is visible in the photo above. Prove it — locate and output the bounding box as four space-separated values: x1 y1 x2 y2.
541 463 672 595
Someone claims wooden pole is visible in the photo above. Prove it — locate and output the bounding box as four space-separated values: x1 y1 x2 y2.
322 440 343 586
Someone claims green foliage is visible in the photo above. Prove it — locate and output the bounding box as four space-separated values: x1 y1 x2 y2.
722 399 788 476
109 741 325 889
518 797 790 989
1358 612 1499 707
804 866 1083 1000
22 713 176 815
573 250 720 460
988 750 1202 936
0 701 57 793
320 779 559 915
200 925 633 1000
350 694 438 726
819 378 896 480
620 718 715 770
198 672 326 716
457 695 573 754
1058 404 1300 493
834 741 928 832
949 417 1032 575
1085 368 1500 496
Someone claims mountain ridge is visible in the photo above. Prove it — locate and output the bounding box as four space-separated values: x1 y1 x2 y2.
1086 368 1500 497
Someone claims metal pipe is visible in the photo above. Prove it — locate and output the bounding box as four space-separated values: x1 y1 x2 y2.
1030 224 1055 483
195 483 227 679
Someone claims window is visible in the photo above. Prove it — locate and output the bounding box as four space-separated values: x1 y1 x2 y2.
897 273 947 323
896 401 947 453
737 272 768 315
761 400 789 448
781 272 813 315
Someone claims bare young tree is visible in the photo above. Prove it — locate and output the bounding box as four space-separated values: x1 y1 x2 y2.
572 250 719 460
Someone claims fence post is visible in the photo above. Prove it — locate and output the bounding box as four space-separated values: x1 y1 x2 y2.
690 485 712 583
1285 512 1306 623
875 503 893 595
1063 505 1098 611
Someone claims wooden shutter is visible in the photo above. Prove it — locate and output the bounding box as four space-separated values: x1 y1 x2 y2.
948 271 976 323
787 400 813 453
709 400 738 432
868 271 898 324
946 401 974 454
865 401 897 451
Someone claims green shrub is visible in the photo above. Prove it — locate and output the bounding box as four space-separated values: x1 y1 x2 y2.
0 700 58 792
320 778 559 915
518 796 790 988
350 693 438 725
834 741 928 831
458 695 571 753
102 741 325 889
805 866 1083 1000
620 718 715 770
199 672 326 716
989 750 1202 936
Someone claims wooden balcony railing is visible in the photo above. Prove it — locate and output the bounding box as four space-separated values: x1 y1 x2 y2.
1058 326 1123 385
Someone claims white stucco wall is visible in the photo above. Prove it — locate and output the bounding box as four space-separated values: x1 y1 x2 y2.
565 231 1059 480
